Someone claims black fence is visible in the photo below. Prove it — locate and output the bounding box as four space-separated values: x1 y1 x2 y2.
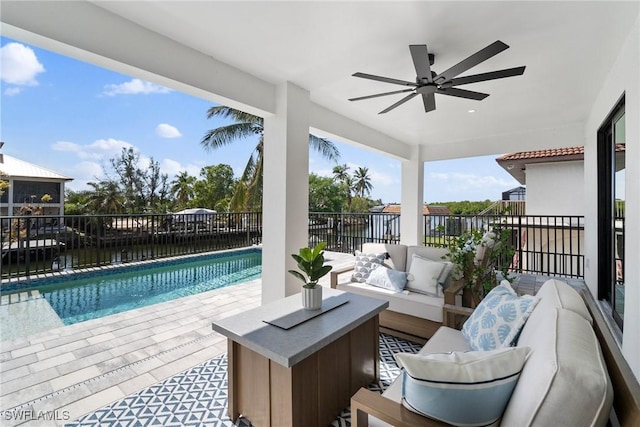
309 212 585 279
1 212 262 280
1 211 585 281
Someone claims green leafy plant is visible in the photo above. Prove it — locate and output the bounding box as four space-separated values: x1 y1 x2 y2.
288 242 333 289
444 224 516 304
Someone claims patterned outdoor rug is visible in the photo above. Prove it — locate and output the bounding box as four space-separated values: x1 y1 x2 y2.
68 333 421 427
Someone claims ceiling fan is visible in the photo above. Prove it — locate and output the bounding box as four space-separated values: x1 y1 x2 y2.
349 40 525 114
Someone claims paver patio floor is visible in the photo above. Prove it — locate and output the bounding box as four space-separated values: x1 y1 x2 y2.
0 251 355 426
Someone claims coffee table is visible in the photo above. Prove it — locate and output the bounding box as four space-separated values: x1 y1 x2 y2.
211 287 388 427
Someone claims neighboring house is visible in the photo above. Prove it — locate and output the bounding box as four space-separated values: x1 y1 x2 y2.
380 204 451 215
381 204 452 237
497 147 585 216
496 146 625 279
0 152 73 217
496 146 625 216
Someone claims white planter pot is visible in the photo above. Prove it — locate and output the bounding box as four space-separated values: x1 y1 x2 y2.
302 285 323 310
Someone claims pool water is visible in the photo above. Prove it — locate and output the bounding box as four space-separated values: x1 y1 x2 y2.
32 249 261 325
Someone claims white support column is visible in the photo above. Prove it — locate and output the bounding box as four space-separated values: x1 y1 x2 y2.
400 145 424 246
261 82 310 304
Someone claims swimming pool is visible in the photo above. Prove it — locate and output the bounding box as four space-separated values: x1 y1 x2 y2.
13 248 261 325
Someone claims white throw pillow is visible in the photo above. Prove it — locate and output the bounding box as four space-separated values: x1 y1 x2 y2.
351 251 387 283
406 254 445 296
462 281 540 351
366 266 408 292
395 347 530 426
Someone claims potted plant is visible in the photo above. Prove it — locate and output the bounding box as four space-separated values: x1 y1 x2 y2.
445 225 515 307
288 242 333 310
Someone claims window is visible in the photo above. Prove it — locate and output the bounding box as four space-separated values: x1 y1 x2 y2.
12 180 61 204
597 96 625 330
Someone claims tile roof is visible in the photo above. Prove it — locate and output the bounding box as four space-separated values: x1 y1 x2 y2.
0 154 73 181
381 204 451 215
497 144 625 161
496 146 584 161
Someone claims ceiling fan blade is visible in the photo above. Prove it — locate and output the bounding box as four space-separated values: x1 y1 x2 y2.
349 88 414 102
410 45 433 83
352 72 417 87
442 66 526 87
421 93 436 112
436 87 489 100
434 40 509 84
379 93 418 114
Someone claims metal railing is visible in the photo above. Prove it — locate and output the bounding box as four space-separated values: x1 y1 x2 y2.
422 214 584 278
309 212 585 279
1 211 587 281
1 212 262 280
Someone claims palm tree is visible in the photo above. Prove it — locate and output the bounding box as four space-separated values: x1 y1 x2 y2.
171 171 196 208
332 164 353 212
86 179 125 214
201 106 340 211
353 166 373 198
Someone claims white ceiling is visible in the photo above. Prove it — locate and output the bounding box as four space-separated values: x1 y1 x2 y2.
4 1 639 156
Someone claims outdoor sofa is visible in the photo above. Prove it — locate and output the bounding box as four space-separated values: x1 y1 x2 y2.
350 278 640 426
330 242 471 342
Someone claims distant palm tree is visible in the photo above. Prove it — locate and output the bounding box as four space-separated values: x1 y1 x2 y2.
201 106 340 211
353 166 373 198
86 179 125 214
171 171 196 208
332 164 353 212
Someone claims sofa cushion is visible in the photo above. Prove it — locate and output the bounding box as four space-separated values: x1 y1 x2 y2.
362 243 407 271
405 254 445 296
502 308 613 427
462 281 539 351
395 347 530 426
535 278 592 323
366 266 408 292
336 281 445 322
406 246 449 271
351 250 387 283
419 326 472 355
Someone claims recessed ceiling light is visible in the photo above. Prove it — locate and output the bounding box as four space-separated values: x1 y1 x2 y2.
468 109 476 113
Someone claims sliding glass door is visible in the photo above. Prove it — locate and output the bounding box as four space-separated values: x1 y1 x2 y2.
597 97 625 329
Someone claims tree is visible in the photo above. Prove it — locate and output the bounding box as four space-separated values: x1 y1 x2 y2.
332 164 353 212
308 173 345 212
64 189 91 215
192 164 236 210
171 171 196 208
353 166 373 198
201 106 340 211
85 179 125 214
109 147 170 212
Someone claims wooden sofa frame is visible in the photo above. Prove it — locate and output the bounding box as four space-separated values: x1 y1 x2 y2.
350 286 640 427
330 265 465 344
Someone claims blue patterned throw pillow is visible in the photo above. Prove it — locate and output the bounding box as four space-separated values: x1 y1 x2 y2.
351 251 387 283
462 281 539 351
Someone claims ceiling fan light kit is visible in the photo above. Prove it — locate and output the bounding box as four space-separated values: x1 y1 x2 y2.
349 40 526 114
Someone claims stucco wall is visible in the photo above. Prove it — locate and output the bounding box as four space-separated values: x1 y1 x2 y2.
525 160 584 216
584 15 639 379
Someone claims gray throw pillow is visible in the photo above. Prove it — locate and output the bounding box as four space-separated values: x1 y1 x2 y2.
351 251 387 283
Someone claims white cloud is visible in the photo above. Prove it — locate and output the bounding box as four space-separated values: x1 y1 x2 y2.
0 42 45 93
66 161 107 191
52 138 134 160
160 158 201 178
102 78 172 96
156 123 182 138
4 87 22 96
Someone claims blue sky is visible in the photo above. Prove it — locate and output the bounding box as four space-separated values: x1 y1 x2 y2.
0 36 520 204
